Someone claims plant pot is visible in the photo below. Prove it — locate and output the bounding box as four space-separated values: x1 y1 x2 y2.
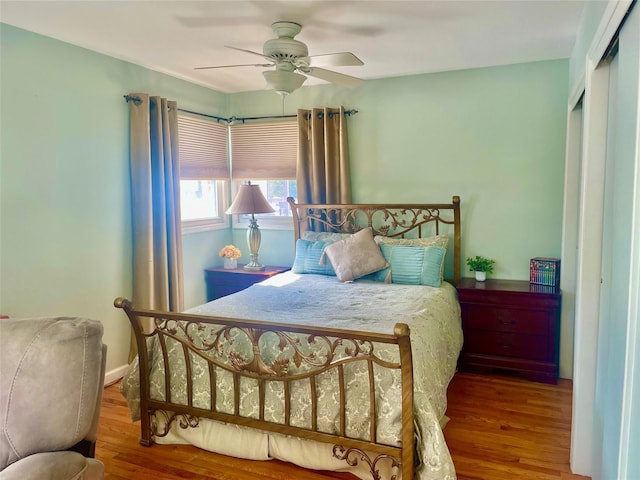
475 271 487 282
224 258 238 270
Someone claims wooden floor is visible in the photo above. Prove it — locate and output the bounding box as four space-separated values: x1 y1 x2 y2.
445 373 589 480
96 372 590 480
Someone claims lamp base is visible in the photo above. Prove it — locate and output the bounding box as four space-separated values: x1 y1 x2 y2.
244 217 266 271
243 262 266 271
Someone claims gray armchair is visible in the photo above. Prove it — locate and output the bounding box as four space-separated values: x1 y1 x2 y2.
0 317 106 480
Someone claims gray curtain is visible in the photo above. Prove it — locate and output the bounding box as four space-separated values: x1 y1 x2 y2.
127 93 184 361
296 106 352 205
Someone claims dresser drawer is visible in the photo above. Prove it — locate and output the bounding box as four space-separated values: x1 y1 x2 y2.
207 276 257 290
462 304 550 335
464 330 550 361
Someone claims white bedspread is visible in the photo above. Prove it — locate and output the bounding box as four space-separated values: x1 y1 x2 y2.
121 272 462 480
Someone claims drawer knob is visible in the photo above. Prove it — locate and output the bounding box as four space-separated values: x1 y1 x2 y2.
498 317 516 326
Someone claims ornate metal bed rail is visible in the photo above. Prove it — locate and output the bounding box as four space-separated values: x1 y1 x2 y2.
115 298 415 480
288 196 461 282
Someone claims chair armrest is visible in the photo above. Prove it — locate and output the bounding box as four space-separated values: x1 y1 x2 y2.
0 451 103 480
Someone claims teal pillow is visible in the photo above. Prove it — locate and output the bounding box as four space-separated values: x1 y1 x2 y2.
291 239 336 276
374 244 446 287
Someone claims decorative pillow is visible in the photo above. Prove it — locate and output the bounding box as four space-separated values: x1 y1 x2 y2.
375 234 449 249
322 228 389 282
373 244 447 287
291 239 336 276
301 231 352 242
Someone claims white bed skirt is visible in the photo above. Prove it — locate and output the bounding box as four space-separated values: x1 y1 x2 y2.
154 416 402 480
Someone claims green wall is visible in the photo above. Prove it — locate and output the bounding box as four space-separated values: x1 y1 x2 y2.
231 60 569 281
0 24 229 374
1 23 569 376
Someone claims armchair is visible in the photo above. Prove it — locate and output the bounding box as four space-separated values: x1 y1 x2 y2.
0 317 106 480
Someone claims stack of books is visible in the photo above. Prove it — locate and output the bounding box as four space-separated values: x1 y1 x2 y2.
530 258 560 287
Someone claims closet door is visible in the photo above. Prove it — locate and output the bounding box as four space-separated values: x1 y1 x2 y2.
594 4 640 479
571 3 639 477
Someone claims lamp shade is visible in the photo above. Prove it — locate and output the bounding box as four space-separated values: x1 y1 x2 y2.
226 183 275 215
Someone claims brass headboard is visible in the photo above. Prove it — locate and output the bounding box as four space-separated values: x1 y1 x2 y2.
287 196 461 283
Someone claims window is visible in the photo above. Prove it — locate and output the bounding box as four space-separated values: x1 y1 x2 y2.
248 179 298 216
180 180 219 220
230 121 298 228
178 114 229 233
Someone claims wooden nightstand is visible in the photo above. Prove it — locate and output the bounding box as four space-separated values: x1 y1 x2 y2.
456 278 561 384
204 265 290 302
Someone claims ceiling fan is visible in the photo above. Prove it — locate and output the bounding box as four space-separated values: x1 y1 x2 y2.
195 21 364 96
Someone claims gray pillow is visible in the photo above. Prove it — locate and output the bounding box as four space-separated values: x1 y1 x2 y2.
323 227 389 282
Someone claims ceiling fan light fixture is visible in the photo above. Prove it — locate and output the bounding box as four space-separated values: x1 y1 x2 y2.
263 70 306 96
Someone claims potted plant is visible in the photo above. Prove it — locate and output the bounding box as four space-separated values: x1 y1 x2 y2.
466 255 495 282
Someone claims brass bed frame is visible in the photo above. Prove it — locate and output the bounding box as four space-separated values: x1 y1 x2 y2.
116 196 460 480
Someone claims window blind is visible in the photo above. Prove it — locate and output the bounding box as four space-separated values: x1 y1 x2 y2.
230 121 297 180
178 115 229 180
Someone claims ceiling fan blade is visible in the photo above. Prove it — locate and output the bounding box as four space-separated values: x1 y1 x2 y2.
225 45 274 62
195 63 273 70
305 67 364 88
307 52 364 67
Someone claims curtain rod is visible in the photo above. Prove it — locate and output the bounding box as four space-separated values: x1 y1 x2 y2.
178 108 228 123
123 95 358 124
228 109 359 124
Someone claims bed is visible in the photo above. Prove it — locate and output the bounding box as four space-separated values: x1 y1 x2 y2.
117 196 463 480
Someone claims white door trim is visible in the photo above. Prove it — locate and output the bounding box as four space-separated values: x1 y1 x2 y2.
559 102 582 380
570 56 610 476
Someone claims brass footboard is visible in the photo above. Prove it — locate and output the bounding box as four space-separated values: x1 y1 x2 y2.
115 297 415 480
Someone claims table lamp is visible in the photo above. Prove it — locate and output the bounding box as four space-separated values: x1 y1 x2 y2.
226 183 275 271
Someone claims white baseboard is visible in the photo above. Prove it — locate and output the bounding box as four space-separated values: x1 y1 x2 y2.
104 364 128 386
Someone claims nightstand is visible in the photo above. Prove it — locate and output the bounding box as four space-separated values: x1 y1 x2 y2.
204 265 290 302
456 278 561 384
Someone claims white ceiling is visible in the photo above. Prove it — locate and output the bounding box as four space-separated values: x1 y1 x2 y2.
0 0 587 94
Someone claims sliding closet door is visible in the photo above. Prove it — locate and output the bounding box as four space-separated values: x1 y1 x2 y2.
593 4 640 479
571 2 639 476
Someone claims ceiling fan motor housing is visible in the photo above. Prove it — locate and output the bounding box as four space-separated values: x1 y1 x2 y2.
263 38 308 60
263 21 308 69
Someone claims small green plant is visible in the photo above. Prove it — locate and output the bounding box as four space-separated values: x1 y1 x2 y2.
466 255 495 273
